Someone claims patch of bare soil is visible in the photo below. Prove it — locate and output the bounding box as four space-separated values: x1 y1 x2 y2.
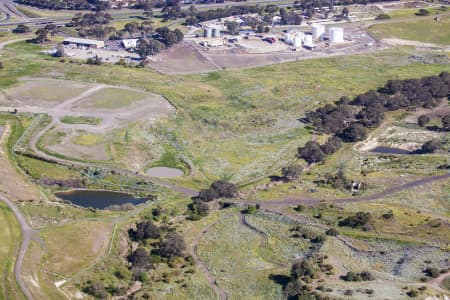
146 42 219 74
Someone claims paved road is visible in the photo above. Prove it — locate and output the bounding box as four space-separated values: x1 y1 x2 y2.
0 195 36 300
231 172 450 208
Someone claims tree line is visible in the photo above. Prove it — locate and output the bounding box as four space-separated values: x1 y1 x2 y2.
15 0 108 10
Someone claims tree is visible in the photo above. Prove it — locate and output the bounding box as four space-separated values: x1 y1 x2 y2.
188 199 209 219
442 115 450 131
34 28 49 43
420 140 441 153
281 165 302 181
211 180 238 198
226 21 240 35
0 61 3 69
341 123 367 142
158 232 186 259
13 24 31 34
341 7 349 17
136 38 165 58
197 188 219 202
418 115 430 127
143 0 153 19
321 136 342 155
128 248 152 270
298 141 325 164
86 55 102 65
134 221 161 240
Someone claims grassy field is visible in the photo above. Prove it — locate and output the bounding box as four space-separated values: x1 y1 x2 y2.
79 87 146 109
2 41 450 187
60 116 102 125
369 15 450 45
0 202 24 300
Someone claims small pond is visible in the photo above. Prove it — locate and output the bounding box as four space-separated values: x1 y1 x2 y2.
369 146 412 155
146 167 184 178
55 190 149 209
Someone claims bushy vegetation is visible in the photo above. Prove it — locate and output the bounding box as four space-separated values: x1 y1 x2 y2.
301 72 449 162
341 271 375 281
338 212 371 228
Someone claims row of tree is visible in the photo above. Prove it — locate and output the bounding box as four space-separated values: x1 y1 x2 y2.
299 72 450 163
15 0 108 10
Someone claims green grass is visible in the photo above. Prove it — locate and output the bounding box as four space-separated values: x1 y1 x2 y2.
80 87 146 109
15 5 42 18
60 116 102 125
71 132 102 145
15 155 81 181
2 40 450 186
369 15 450 45
0 202 24 300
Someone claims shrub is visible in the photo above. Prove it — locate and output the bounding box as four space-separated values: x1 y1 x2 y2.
418 115 430 127
281 165 302 181
420 140 441 153
375 13 391 20
321 136 343 155
339 212 371 228
416 9 430 16
128 248 153 270
407 289 418 297
424 267 440 278
325 228 339 236
83 282 108 299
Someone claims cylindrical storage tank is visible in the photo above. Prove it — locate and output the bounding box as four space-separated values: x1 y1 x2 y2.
212 27 221 38
204 27 212 38
293 36 302 47
311 24 325 40
329 27 344 43
284 33 292 44
303 34 313 45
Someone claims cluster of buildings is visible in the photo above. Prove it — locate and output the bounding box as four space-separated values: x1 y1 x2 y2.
62 37 139 51
284 24 344 49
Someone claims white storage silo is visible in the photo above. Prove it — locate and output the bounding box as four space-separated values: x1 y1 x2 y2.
329 27 344 43
303 34 313 46
204 27 212 38
311 24 325 40
293 36 303 47
212 27 221 38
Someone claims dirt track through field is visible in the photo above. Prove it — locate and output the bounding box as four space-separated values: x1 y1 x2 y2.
190 218 228 300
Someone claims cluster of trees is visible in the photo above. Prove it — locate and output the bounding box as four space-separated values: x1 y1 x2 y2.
338 212 371 228
418 114 450 131
284 256 336 299
12 24 31 34
127 220 186 279
298 136 343 164
136 27 184 58
34 24 58 43
341 271 374 282
16 0 108 10
69 11 116 39
301 72 450 163
188 180 238 220
186 5 262 24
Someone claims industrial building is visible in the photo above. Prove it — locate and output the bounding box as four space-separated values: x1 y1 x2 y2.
63 37 105 49
121 39 139 50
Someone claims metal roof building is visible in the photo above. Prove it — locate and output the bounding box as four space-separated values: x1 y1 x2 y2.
63 37 105 49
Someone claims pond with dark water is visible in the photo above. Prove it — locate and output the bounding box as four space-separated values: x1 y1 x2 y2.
369 146 412 155
55 190 149 209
